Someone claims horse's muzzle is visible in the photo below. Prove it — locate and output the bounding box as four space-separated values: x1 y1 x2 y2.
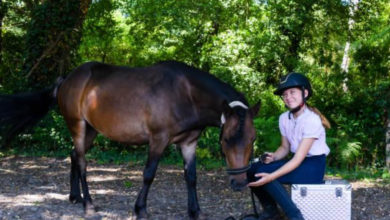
230 177 248 191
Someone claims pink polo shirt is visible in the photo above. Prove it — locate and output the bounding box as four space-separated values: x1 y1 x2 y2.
279 108 330 156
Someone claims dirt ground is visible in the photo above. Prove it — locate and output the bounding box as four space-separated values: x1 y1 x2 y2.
0 156 390 220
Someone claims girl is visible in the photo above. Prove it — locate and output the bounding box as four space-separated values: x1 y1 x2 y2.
246 72 331 220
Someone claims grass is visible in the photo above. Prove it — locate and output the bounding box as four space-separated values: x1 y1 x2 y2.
124 181 133 188
326 166 390 184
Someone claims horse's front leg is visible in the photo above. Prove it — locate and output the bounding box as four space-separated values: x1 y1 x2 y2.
180 131 207 220
134 137 166 220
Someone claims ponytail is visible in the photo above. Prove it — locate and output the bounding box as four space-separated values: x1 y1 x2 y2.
306 104 331 129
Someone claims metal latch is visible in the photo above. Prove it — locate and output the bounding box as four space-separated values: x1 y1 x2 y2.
300 187 307 197
336 187 342 197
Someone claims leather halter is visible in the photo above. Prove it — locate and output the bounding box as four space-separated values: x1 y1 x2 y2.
226 159 252 175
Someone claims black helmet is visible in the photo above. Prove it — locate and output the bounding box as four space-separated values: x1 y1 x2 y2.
274 72 312 100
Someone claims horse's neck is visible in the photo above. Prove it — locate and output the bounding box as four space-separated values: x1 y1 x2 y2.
190 82 243 128
176 63 245 127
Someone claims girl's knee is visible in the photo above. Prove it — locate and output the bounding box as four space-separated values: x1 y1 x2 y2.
246 163 261 181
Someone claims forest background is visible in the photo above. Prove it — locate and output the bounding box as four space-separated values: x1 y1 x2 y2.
0 0 389 180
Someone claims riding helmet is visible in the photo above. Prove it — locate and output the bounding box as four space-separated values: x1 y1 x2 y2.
273 72 312 100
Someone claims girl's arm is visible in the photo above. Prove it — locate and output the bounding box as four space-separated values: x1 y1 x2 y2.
248 138 315 187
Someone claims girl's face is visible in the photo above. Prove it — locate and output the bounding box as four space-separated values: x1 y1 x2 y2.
281 87 308 109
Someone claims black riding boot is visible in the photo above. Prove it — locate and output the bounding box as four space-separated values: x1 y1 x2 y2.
257 203 281 220
239 203 280 220
289 210 305 220
240 188 280 220
256 189 281 220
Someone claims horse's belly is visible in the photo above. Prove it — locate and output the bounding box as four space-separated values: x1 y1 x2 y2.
84 106 150 145
104 131 149 145
93 122 150 145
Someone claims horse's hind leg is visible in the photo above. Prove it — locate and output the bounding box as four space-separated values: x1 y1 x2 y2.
69 149 84 204
69 123 97 204
68 121 97 214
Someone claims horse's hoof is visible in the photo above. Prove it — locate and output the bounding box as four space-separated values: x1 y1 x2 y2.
199 213 208 220
136 212 149 220
193 212 208 220
136 214 149 220
85 208 96 215
85 203 96 215
69 195 84 204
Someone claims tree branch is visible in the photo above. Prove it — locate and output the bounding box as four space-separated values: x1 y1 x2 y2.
25 32 65 78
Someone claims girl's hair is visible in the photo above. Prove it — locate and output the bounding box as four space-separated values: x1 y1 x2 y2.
306 104 331 129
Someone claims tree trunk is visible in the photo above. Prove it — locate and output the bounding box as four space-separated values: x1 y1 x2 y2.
341 0 359 92
0 0 6 63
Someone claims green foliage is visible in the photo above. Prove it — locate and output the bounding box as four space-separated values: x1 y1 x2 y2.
327 166 390 182
197 127 221 159
87 146 147 165
198 158 224 171
0 0 92 91
22 0 90 87
160 146 183 166
253 116 281 156
196 148 213 160
1 0 390 175
323 80 390 170
0 1 30 92
79 0 127 64
326 128 362 169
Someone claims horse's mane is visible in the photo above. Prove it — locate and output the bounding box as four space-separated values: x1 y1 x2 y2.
157 61 247 105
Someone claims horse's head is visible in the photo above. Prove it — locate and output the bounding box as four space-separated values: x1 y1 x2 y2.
220 100 260 191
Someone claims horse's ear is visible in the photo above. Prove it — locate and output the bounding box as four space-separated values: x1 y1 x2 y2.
250 100 261 117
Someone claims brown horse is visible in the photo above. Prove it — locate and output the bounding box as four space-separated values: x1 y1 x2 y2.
0 61 260 220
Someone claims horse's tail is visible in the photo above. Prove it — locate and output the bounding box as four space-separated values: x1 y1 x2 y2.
0 77 66 146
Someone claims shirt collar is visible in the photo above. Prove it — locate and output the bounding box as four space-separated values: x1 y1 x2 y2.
291 106 309 122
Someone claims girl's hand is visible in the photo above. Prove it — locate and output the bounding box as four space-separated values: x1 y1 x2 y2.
247 173 273 187
262 152 275 164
